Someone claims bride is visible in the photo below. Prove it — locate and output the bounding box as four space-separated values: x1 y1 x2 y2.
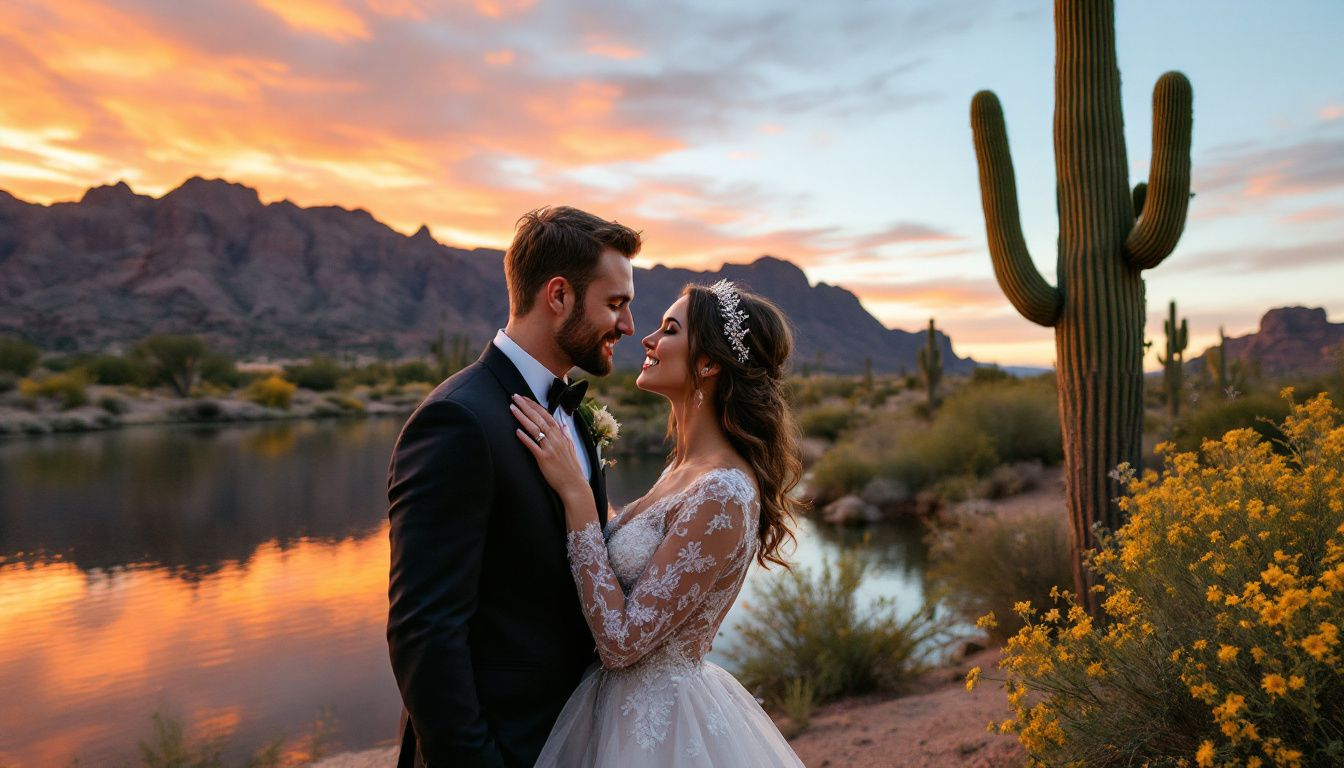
509 279 806 766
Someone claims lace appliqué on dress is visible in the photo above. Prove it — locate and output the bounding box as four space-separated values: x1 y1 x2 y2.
564 468 760 751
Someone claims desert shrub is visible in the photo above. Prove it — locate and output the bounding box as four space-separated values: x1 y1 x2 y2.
345 361 394 387
394 360 438 385
99 395 129 415
968 365 1014 387
938 379 1062 466
136 335 209 397
0 337 39 375
927 509 1072 642
880 415 998 493
1174 390 1290 454
286 357 345 391
199 354 242 389
799 404 858 441
18 371 89 409
324 394 366 413
979 390 1344 766
172 399 224 421
808 443 879 500
86 354 150 386
245 375 296 410
0 372 16 393
727 549 947 708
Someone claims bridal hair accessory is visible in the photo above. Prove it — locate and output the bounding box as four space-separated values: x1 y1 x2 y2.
710 279 750 364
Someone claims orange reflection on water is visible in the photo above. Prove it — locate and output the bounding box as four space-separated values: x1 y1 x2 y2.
0 527 395 767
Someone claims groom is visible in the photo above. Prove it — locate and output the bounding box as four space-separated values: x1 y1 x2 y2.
386 206 640 767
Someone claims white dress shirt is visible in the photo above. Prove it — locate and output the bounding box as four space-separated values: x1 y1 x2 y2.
492 329 592 482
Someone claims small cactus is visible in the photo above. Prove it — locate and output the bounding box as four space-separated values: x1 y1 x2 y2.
1156 300 1188 420
917 319 942 409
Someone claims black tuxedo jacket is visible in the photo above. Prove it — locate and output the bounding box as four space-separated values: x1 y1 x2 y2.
387 342 608 768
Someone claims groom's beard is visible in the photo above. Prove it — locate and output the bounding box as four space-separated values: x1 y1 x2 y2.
558 298 618 376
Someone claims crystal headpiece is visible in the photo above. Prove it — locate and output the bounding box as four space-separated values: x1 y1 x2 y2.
710 279 750 364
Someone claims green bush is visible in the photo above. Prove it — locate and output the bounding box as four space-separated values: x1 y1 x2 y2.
1173 390 1289 454
726 549 946 708
18 371 89 410
880 415 998 493
927 509 1073 642
0 337 40 375
394 360 438 385
0 372 16 393
199 354 242 389
86 354 150 386
799 404 858 441
286 356 346 391
938 378 1062 466
136 335 209 397
100 395 129 415
808 443 879 499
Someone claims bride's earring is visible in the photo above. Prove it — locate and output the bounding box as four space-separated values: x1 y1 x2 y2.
694 389 704 408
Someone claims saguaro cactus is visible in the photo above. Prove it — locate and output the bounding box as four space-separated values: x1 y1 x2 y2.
918 319 942 409
1204 326 1245 398
1157 300 1188 420
970 0 1192 611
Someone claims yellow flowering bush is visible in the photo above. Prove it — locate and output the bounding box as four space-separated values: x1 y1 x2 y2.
245 375 297 409
987 391 1344 766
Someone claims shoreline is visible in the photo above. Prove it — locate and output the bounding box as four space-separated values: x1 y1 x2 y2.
0 384 418 439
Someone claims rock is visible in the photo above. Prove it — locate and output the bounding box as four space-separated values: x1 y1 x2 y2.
859 476 911 511
822 495 883 526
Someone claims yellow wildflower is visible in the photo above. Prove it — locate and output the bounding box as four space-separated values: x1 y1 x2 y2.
1195 740 1214 767
1262 673 1287 697
976 612 998 631
1216 645 1239 664
965 666 981 692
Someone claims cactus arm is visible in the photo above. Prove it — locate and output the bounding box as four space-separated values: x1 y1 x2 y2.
1131 182 1147 217
1125 72 1193 270
971 90 1063 328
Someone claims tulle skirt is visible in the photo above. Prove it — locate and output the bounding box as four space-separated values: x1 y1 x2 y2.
535 659 804 767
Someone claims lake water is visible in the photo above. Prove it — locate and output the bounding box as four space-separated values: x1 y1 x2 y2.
0 418 930 766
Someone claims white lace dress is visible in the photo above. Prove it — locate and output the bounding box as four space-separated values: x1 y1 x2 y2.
535 467 804 767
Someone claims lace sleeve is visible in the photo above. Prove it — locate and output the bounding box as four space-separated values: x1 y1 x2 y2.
566 473 755 669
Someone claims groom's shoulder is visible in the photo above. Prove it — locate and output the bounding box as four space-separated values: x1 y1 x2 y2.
415 360 498 416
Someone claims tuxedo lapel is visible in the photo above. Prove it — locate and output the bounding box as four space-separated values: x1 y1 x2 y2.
572 413 609 528
479 343 566 525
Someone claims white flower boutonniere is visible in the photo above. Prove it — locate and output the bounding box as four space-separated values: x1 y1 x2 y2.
577 397 620 469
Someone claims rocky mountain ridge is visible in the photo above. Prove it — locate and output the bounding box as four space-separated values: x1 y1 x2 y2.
0 177 974 374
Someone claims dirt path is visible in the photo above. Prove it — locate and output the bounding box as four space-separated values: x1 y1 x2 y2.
787 648 1022 768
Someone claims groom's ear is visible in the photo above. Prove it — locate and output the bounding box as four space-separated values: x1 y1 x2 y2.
543 276 573 317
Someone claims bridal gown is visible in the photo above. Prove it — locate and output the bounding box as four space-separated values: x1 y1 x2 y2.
535 467 804 767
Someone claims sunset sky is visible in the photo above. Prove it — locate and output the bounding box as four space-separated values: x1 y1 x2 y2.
3 0 1341 367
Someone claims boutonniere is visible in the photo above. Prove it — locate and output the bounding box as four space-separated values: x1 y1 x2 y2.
577 397 620 468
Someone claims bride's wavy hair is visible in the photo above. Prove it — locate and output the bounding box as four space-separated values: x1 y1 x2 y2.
675 282 805 568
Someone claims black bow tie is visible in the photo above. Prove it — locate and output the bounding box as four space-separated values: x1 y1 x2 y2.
547 377 588 415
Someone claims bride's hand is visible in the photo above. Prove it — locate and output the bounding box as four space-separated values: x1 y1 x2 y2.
510 394 589 504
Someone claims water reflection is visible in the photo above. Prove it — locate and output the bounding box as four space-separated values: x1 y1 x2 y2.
0 420 398 575
0 421 933 767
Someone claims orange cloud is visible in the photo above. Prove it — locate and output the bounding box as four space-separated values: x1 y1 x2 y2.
253 0 371 41
585 40 644 61
484 48 516 65
473 0 536 19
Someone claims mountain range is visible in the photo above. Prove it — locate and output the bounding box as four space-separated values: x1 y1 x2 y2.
0 177 974 374
1186 306 1344 378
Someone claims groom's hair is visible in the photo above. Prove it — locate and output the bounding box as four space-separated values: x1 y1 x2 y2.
505 206 641 316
